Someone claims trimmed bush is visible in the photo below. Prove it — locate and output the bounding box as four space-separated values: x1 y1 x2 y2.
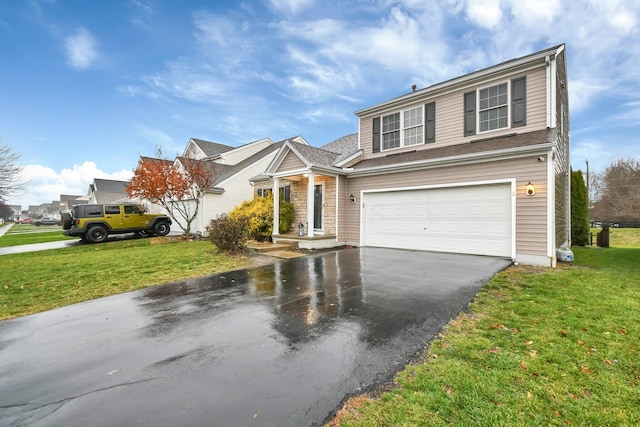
230 195 295 241
207 214 248 253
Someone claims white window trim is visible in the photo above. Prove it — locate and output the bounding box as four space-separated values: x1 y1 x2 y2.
477 80 511 134
380 106 424 152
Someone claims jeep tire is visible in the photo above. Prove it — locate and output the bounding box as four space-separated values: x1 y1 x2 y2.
61 212 73 230
86 225 108 243
154 221 171 236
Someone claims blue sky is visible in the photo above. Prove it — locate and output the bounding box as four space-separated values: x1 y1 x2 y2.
1 0 639 209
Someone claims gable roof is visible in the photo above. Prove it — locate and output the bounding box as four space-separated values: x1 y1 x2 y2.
175 141 284 189
189 138 234 158
93 178 130 193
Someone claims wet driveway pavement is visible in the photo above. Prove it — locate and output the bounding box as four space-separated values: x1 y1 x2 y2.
0 248 511 427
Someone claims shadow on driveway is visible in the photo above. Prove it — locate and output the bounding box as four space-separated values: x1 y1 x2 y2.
0 247 511 426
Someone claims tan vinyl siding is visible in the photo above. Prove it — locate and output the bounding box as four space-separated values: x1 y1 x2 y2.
554 49 571 247
341 156 549 256
357 68 548 162
359 120 373 156
278 151 306 173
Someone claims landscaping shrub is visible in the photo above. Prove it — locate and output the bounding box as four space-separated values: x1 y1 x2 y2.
207 214 248 253
229 195 294 241
571 169 590 246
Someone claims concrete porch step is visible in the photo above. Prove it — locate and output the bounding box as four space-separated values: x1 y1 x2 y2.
247 241 292 253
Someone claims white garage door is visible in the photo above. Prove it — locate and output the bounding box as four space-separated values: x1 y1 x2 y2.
362 184 512 257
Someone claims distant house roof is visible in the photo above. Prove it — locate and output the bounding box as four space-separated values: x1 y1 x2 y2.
93 178 130 193
190 138 235 158
175 140 284 189
140 156 174 168
89 178 132 204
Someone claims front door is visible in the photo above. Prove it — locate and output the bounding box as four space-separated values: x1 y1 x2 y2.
314 184 323 230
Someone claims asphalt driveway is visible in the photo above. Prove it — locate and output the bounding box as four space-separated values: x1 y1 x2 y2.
0 248 511 426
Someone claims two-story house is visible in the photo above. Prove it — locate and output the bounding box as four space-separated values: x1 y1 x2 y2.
255 44 570 267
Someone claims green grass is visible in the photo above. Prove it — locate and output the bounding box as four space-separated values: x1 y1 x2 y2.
333 241 640 426
0 238 251 320
0 227 76 247
610 227 640 248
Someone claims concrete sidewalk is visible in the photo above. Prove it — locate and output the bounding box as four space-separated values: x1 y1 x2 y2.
0 224 11 238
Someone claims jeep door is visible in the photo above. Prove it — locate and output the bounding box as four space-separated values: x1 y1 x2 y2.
104 205 123 229
121 205 147 230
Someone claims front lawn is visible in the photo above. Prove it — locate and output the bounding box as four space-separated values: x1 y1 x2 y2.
0 228 76 247
0 238 251 320
331 245 640 426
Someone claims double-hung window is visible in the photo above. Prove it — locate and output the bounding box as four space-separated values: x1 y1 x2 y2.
381 106 423 151
479 82 508 132
382 112 400 150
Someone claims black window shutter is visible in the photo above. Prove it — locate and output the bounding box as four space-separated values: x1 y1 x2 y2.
425 102 435 143
512 76 526 128
372 117 380 153
464 91 476 136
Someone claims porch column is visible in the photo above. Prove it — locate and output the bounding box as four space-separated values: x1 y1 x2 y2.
273 177 280 235
306 172 315 237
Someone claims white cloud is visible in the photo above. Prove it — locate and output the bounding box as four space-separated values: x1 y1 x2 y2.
269 0 314 15
64 27 99 70
464 0 503 29
9 162 132 210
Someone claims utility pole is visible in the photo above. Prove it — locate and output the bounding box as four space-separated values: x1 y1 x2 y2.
586 159 590 222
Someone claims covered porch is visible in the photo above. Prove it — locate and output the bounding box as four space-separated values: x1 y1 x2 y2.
270 170 342 250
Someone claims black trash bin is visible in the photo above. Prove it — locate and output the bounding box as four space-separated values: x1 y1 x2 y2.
597 224 610 248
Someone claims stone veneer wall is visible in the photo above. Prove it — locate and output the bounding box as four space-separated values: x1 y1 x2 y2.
289 175 336 235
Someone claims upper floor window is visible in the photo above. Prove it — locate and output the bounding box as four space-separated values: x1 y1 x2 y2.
479 83 508 132
464 77 526 137
381 106 423 151
382 112 400 150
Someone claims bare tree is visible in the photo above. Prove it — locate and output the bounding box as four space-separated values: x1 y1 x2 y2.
591 158 640 222
0 144 24 202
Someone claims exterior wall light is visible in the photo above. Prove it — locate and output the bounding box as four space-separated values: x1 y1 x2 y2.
350 194 356 203
525 181 536 196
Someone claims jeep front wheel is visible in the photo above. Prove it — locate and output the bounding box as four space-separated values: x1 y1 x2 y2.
154 222 170 236
86 225 108 243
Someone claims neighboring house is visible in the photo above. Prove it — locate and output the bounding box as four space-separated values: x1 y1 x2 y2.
143 137 284 235
27 202 61 219
8 205 22 222
60 194 89 212
87 178 132 204
253 44 570 267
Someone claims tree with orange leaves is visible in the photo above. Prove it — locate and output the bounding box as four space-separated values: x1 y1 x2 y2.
126 149 215 236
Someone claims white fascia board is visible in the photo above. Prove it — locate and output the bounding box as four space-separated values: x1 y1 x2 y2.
347 143 556 178
356 46 563 118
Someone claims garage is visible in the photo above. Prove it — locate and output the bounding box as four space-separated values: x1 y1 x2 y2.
362 183 513 257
